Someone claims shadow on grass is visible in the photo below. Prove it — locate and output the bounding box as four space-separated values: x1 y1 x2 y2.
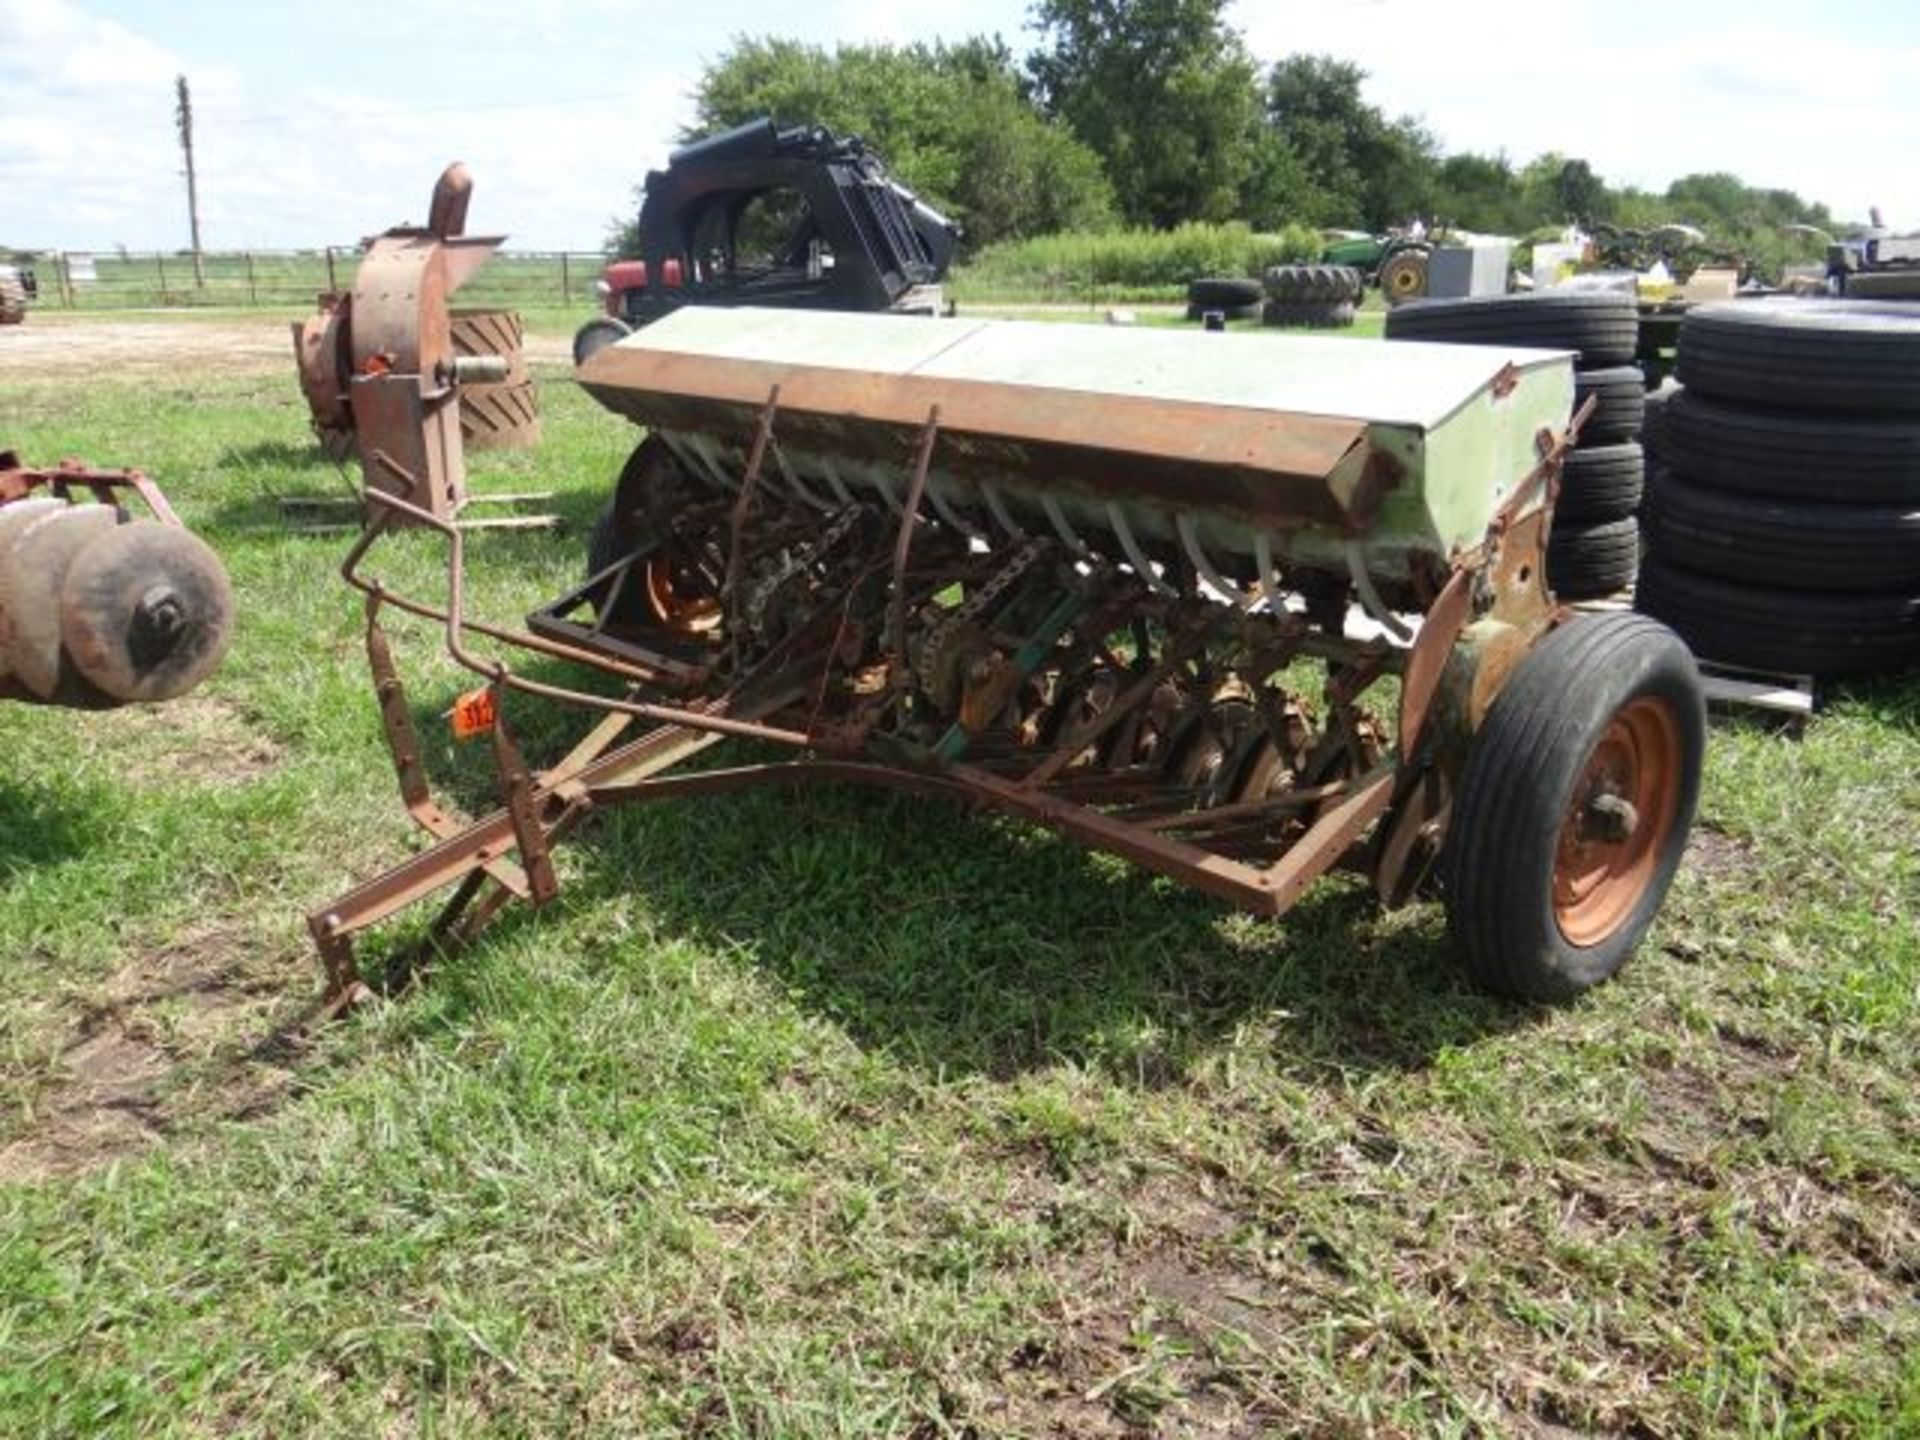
204 438 360 533
340 643 1527 1085
580 783 1524 1082
216 438 340 473
0 775 113 887
356 743 1525 1086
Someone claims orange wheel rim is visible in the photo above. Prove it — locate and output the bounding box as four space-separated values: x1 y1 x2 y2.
643 555 722 635
1554 696 1682 946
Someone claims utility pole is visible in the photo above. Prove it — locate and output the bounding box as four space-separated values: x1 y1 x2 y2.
175 74 205 288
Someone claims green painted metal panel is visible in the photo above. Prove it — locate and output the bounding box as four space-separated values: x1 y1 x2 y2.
595 307 1575 580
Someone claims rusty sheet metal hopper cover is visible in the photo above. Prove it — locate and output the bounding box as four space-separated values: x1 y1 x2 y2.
578 308 1574 579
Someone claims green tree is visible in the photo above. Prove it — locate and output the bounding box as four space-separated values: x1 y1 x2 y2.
1430 151 1530 233
1553 158 1610 223
619 36 1115 252
1261 55 1437 229
1027 0 1261 228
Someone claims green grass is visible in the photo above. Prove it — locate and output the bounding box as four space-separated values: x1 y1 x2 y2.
0 329 1916 1436
950 223 1322 305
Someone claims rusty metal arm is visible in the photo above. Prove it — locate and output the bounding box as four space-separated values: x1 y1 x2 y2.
340 478 813 749
0 457 184 526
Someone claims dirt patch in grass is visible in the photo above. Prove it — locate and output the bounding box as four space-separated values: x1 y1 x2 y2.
0 927 300 1183
0 318 296 379
80 693 286 786
0 314 572 381
1683 823 1759 880
975 1169 1309 1436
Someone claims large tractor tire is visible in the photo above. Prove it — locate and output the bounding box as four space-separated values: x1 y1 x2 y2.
1377 248 1430 306
0 274 26 326
1440 613 1704 1002
1675 299 1920 414
1264 264 1364 304
451 308 541 450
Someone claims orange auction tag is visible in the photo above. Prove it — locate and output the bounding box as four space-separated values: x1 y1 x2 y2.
449 686 497 740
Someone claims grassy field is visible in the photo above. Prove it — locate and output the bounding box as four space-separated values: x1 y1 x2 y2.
0 322 1916 1436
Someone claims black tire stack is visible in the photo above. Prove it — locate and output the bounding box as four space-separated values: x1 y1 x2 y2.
1385 292 1644 600
1261 264 1362 329
1185 277 1262 322
1637 300 1920 678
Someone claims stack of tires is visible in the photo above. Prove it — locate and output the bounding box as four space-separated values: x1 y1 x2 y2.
1386 291 1644 600
1261 264 1363 329
1184 277 1262 323
1637 300 1920 678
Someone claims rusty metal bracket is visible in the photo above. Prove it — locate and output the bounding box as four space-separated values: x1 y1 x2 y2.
489 681 559 905
0 454 184 526
724 387 783 637
888 406 942 669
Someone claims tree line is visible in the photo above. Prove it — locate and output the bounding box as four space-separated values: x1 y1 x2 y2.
618 0 1837 269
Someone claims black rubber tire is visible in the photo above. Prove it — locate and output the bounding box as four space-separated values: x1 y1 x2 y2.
573 315 633 368
1548 518 1640 599
586 503 626 579
1641 466 1920 593
1266 264 1364 304
1636 553 1920 677
584 437 704 625
1262 299 1356 330
1187 277 1263 310
1642 385 1677 462
1558 443 1645 524
1675 299 1920 414
1378 249 1430 307
1440 613 1705 1002
1845 270 1920 301
1385 291 1639 365
1658 388 1920 504
1186 301 1262 323
1573 365 1646 444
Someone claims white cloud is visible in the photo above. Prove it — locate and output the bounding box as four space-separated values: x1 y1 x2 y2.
1230 0 1920 228
0 0 694 250
4 0 1914 252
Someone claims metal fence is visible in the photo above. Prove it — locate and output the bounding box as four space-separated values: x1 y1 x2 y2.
14 249 606 311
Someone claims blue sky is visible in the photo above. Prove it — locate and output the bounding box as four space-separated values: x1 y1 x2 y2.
2 0 1913 251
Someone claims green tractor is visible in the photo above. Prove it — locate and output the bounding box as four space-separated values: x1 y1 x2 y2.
1320 228 1436 306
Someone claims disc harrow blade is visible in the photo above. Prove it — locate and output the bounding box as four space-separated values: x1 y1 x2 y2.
0 504 119 698
61 519 235 703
